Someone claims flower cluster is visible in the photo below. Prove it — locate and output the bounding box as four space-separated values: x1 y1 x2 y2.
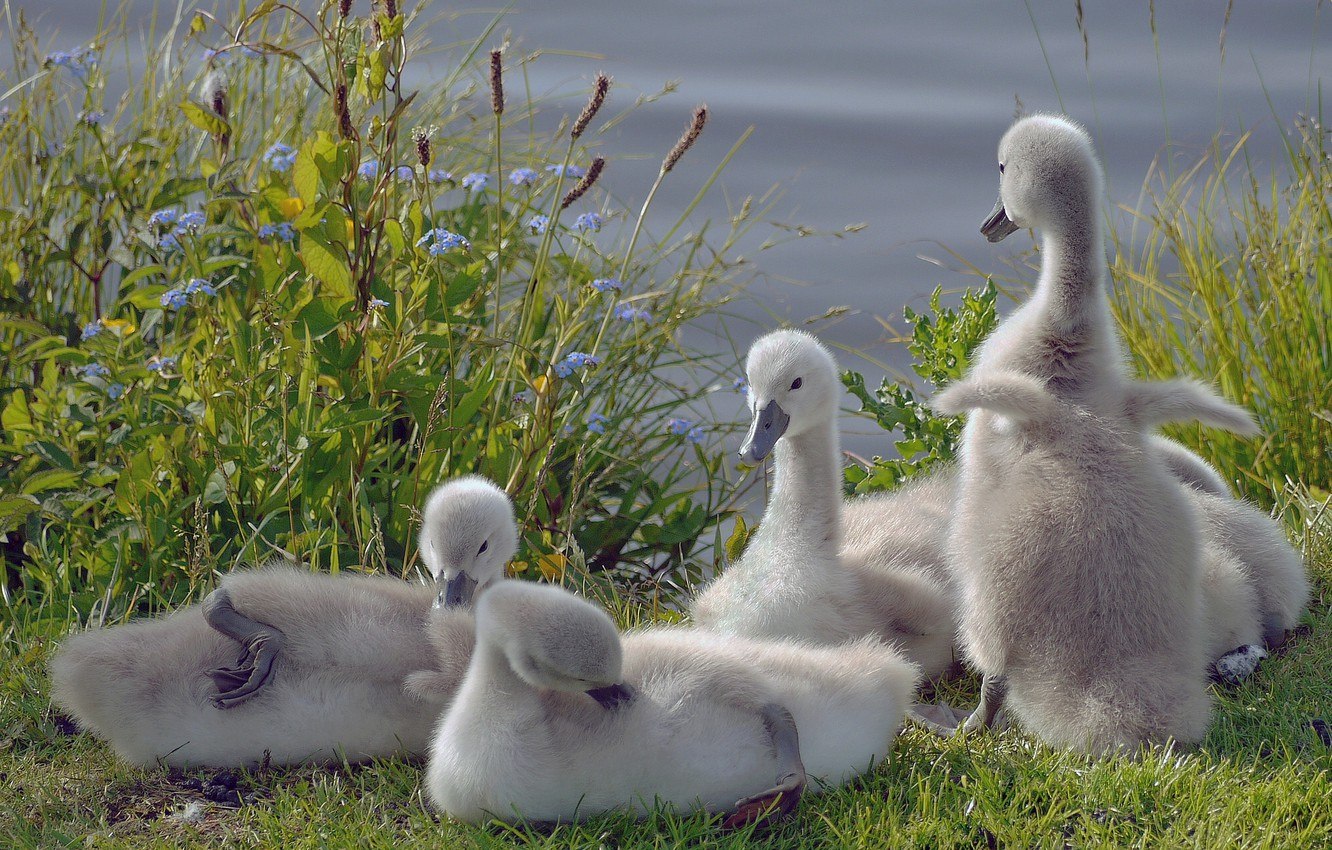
395 165 415 181
148 208 205 251
553 351 600 378
146 356 178 373
526 214 549 235
80 320 103 341
427 169 451 184
368 298 389 309
46 47 98 79
161 278 217 311
106 382 125 400
358 159 379 180
461 172 488 192
416 228 470 255
667 417 706 444
612 303 652 323
258 222 296 242
573 212 602 233
78 109 106 127
586 412 609 434
589 277 623 292
263 142 296 172
78 362 110 379
733 377 749 396
545 164 586 179
508 167 538 186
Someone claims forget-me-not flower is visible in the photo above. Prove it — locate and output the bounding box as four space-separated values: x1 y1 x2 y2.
508 167 538 187
176 211 206 233
612 303 652 323
148 208 179 229
258 222 296 242
46 47 97 79
160 287 189 310
78 110 106 126
263 142 296 172
545 164 586 179
574 212 602 233
427 169 452 184
80 321 102 341
79 362 110 378
106 382 125 400
358 159 379 180
395 165 416 181
461 172 488 192
369 298 389 309
416 228 470 256
526 215 549 235
146 356 177 373
553 351 599 378
733 378 749 396
589 278 623 292
586 412 609 434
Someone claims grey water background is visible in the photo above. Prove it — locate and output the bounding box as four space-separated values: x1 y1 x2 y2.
26 0 1328 462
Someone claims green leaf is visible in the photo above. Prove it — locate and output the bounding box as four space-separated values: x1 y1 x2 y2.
302 235 354 300
0 495 40 533
179 100 229 137
724 513 749 564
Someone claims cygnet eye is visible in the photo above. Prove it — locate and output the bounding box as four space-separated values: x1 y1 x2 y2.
790 377 803 391
477 540 488 556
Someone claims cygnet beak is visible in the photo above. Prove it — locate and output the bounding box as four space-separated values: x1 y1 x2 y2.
739 399 790 464
434 571 479 609
586 681 637 711
981 196 1020 242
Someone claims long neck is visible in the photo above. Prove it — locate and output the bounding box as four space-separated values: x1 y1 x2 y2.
1035 210 1106 330
462 638 540 716
761 416 842 555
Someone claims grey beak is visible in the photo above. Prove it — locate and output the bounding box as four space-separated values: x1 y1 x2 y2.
434 571 478 609
981 196 1020 242
586 682 637 711
739 399 790 464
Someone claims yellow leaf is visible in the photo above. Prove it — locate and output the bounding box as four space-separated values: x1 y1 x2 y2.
532 374 549 396
506 560 529 576
101 318 135 336
537 553 567 582
277 196 305 219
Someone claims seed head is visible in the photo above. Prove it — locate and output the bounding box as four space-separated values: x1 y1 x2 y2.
489 50 504 115
560 156 605 210
336 83 356 140
662 104 707 173
339 0 353 18
571 73 610 140
412 127 432 166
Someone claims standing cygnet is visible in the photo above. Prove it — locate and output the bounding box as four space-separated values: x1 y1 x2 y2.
49 476 516 768
690 329 955 679
937 113 1257 752
428 581 918 825
936 371 1258 753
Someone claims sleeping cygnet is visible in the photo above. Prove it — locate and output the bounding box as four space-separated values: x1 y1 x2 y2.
48 475 516 768
428 581 919 826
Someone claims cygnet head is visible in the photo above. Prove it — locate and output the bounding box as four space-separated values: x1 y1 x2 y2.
420 476 519 609
982 114 1104 243
475 582 624 694
739 329 840 463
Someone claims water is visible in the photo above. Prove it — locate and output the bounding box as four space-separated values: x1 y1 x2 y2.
20 0 1328 455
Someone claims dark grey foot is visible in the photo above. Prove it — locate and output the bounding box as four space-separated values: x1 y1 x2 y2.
907 702 970 736
1209 644 1267 686
202 587 286 709
960 673 1008 734
721 702 806 830
586 682 637 711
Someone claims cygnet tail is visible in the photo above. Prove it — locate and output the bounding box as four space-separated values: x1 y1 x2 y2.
933 372 1059 424
1123 379 1258 435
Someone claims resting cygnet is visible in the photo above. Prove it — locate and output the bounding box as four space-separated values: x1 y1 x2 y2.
690 329 955 679
428 581 919 826
49 476 516 768
936 371 1258 753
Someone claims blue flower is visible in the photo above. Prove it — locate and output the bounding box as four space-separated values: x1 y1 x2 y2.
79 362 110 378
553 351 600 378
612 303 652 323
78 109 106 126
258 222 296 242
545 164 586 179
263 142 296 172
184 278 216 296
589 278 623 292
176 211 206 233
514 389 534 404
667 417 693 436
733 378 749 396
395 165 416 181
368 298 389 309
586 412 609 434
160 287 188 310
146 356 177 373
461 172 488 192
427 169 452 184
106 382 125 400
80 321 102 340
508 167 538 186
358 160 379 180
148 208 179 228
526 215 549 235
574 212 602 233
46 47 97 79
157 232 181 252
687 425 705 444
416 228 470 255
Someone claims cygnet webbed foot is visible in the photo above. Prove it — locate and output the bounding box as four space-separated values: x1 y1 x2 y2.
906 702 970 736
1209 644 1267 686
721 703 806 830
586 682 636 711
961 673 1008 734
202 587 287 709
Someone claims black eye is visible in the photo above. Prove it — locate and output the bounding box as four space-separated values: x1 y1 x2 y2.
477 541 488 556
999 162 1006 174
790 377 802 390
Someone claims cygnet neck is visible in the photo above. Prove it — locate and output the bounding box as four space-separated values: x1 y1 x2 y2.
1033 204 1108 329
765 415 842 555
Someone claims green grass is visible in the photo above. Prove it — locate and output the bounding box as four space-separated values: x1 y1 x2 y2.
3 515 1328 849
